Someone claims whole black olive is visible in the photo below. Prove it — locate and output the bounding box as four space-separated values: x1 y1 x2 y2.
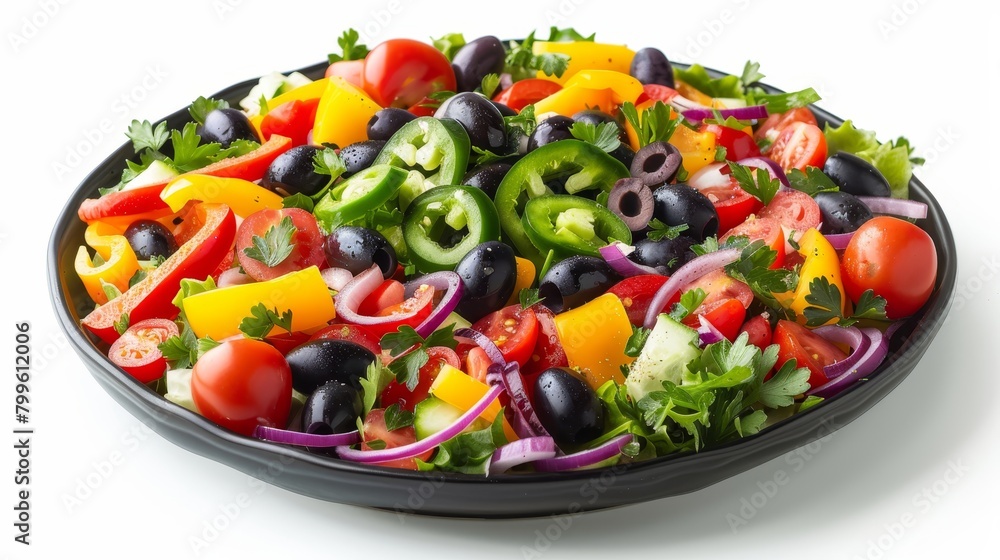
815 191 874 234
435 92 507 153
285 340 375 395
631 235 698 275
572 109 619 129
197 108 260 148
533 368 605 445
454 242 517 323
630 48 675 88
608 143 636 169
300 382 362 435
823 152 892 198
340 140 386 177
652 184 720 241
538 256 622 313
262 145 329 197
492 101 517 118
451 36 506 93
462 162 512 199
124 220 178 260
367 108 417 142
324 226 397 278
527 116 575 152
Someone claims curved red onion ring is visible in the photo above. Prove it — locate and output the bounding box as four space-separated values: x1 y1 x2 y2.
809 327 887 398
736 156 791 189
320 267 354 291
533 434 635 472
856 196 928 220
813 325 870 379
488 437 557 475
404 271 464 337
599 243 662 278
253 426 360 448
824 232 856 251
682 105 768 122
643 248 742 329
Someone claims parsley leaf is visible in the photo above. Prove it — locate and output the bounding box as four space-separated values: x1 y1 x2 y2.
238 303 293 339
113 313 130 335
242 215 297 267
740 61 765 86
802 276 845 327
479 73 501 99
787 166 839 197
624 326 652 358
546 27 595 41
328 29 369 63
313 147 347 179
647 219 688 242
750 87 822 114
504 32 570 81
209 139 260 163
360 357 393 416
416 412 507 475
570 121 621 153
282 192 314 212
620 101 680 148
728 161 781 205
519 288 544 309
432 33 466 60
505 104 537 136
126 119 170 153
725 239 798 311
169 123 222 172
383 403 415 432
758 358 811 408
381 325 459 390
668 288 708 322
471 146 512 167
188 96 229 126
851 290 890 323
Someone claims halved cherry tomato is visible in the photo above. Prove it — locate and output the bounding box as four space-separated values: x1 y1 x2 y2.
352 284 435 339
361 408 434 470
635 84 679 105
768 121 827 172
361 39 456 108
260 98 320 146
235 208 326 281
680 269 754 321
701 123 762 161
325 59 365 88
758 190 822 238
493 79 562 112
358 279 405 317
688 162 764 234
381 346 462 412
264 331 312 355
466 346 492 384
308 324 381 355
696 298 747 341
471 305 540 367
520 305 568 379
720 216 786 269
754 107 817 144
107 319 178 383
377 284 432 318
773 320 848 388
606 275 671 327
739 314 773 349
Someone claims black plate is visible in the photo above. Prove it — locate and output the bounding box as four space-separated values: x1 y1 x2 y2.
47 60 957 518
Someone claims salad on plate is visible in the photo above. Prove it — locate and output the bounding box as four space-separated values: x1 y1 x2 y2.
70 28 938 475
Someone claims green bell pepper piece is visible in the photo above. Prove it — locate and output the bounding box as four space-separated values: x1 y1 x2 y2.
373 117 470 187
494 140 629 266
403 185 500 273
522 195 632 260
313 164 407 232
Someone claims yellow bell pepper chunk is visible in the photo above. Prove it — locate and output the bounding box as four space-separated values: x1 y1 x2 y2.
675 80 715 106
777 229 846 326
553 293 633 390
429 365 518 441
250 78 329 136
505 257 537 306
533 86 615 117
160 174 283 219
670 125 718 175
312 77 382 148
531 41 635 84
74 222 141 305
562 70 643 106
183 266 336 340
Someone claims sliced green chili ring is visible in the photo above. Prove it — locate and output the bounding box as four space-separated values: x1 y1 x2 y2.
313 164 408 232
373 117 471 187
494 140 629 266
522 195 632 261
403 185 500 273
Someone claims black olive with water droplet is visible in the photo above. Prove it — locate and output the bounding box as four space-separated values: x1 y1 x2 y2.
454 241 517 323
533 368 605 445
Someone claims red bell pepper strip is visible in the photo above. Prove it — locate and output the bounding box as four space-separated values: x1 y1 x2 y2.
81 203 236 344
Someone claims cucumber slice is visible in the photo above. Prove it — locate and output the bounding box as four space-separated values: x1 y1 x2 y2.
123 159 178 191
414 397 488 440
625 314 702 402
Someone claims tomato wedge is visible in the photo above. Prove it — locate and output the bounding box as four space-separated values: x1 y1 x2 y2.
696 298 747 342
260 98 320 146
107 319 178 383
768 121 827 172
607 275 671 327
720 216 786 269
688 162 763 234
773 320 848 388
520 305 568 379
739 314 773 349
361 408 434 470
493 79 562 112
357 280 405 317
701 123 762 161
471 305 540 367
758 191 822 238
755 107 817 144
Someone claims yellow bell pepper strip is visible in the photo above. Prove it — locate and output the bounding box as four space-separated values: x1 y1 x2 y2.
504 257 537 306
429 365 518 441
777 228 846 325
531 41 635 84
674 79 715 106
160 174 283 219
553 293 634 390
533 86 616 117
182 266 336 340
74 222 141 305
670 125 718 175
562 70 644 106
312 77 382 148
249 78 329 137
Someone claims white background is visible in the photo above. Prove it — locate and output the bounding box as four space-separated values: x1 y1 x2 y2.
2 0 996 558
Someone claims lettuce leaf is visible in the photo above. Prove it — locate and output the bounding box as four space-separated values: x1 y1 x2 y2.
824 120 912 198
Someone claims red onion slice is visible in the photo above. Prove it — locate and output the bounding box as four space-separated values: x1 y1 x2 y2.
856 196 928 220
404 271 463 337
736 156 791 189
454 327 505 365
824 232 855 251
809 327 887 398
253 426 360 448
533 434 635 472
489 437 557 475
682 105 768 122
643 248 742 329
599 243 662 278
336 384 504 464
217 267 252 288
697 315 726 346
320 267 354 291
813 325 870 379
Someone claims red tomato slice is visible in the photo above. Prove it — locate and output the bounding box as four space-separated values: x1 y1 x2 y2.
739 314 773 349
325 59 364 87
471 305 540 368
308 324 381 355
755 107 817 144
376 284 432 318
361 39 456 108
235 208 326 281
358 279 405 317
361 408 434 470
773 320 848 388
698 298 747 342
635 84 679 105
606 275 672 327
520 305 568 380
768 121 827 172
688 162 764 234
720 216 786 269
260 98 320 146
381 346 461 412
758 191 822 238
680 269 754 322
701 123 762 161
107 319 178 383
493 79 563 112
466 346 492 384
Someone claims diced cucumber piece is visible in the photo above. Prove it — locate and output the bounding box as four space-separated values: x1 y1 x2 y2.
625 314 702 402
123 159 178 191
413 396 488 440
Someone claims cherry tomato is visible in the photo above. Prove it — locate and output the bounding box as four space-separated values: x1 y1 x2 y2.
701 123 761 161
325 59 365 87
754 107 817 144
353 284 435 339
235 208 325 282
466 346 493 384
308 324 381 355
688 162 763 234
773 320 848 389
265 331 312 355
758 190 822 237
493 79 562 112
471 305 540 367
108 319 178 383
361 39 456 108
720 216 786 269
606 275 671 327
841 216 937 319
682 268 754 311
406 97 437 117
520 305 568 379
361 408 433 470
696 298 747 342
635 84 679 105
768 121 827 172
260 98 320 146
739 314 773 349
381 346 461 412
358 279 404 317
191 339 292 436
